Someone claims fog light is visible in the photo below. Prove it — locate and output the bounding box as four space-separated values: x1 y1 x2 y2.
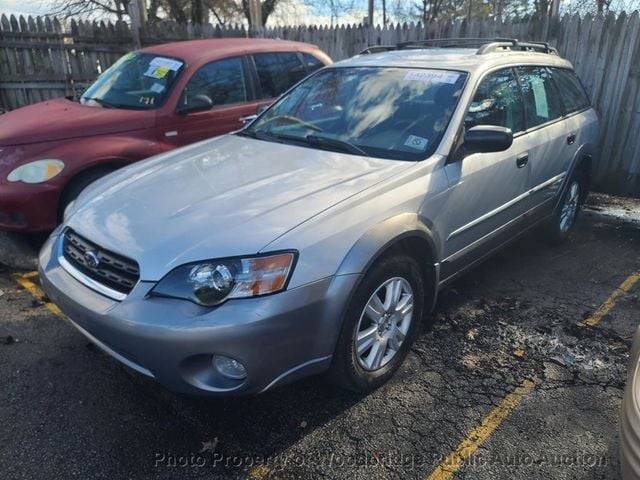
212 355 247 380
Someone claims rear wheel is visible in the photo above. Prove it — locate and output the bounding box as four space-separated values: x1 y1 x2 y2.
329 254 424 392
548 174 582 242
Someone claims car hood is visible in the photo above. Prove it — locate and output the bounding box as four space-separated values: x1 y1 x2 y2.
0 98 155 146
67 135 412 280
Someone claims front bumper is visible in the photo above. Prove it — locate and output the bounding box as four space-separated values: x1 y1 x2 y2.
0 181 59 231
39 233 360 395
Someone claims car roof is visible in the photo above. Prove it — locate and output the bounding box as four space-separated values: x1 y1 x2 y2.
330 48 574 73
138 38 322 64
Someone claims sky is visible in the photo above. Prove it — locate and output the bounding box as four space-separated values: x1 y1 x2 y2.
0 0 368 23
0 0 50 17
2 0 640 24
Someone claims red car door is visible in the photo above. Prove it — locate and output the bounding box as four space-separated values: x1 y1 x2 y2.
158 56 260 147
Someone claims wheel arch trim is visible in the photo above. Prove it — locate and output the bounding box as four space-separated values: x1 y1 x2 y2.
335 212 441 312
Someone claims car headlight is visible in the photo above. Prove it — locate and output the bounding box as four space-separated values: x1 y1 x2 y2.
151 252 297 306
7 159 65 184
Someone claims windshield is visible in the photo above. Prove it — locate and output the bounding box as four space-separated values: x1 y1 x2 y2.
244 67 467 160
81 52 184 110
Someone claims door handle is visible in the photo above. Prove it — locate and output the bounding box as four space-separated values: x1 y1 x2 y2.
567 134 576 145
516 154 529 168
239 114 258 124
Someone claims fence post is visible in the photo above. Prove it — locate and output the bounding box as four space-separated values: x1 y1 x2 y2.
127 0 142 49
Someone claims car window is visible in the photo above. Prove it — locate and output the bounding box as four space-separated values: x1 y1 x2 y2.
81 52 184 110
302 53 324 73
181 57 247 108
552 68 591 114
517 66 564 128
465 68 525 134
253 52 308 99
245 67 467 161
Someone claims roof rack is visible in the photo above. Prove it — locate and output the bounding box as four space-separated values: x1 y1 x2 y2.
359 38 558 56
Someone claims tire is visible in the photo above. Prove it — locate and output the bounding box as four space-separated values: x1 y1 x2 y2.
548 172 584 243
329 253 424 392
57 167 115 223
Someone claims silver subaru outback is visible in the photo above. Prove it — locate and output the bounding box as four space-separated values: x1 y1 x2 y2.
39 39 599 395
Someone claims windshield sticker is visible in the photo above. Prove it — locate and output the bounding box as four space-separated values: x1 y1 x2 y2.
149 57 183 71
139 96 155 105
124 52 137 61
150 83 165 93
404 70 460 84
144 65 170 79
404 135 429 150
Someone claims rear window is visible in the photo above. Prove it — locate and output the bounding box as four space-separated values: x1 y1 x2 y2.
516 66 564 128
253 52 308 99
552 68 591 114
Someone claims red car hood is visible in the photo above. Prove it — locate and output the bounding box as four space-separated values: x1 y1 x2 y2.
0 98 156 146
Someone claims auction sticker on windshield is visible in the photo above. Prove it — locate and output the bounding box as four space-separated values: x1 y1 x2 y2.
144 57 183 79
404 70 460 84
404 134 429 150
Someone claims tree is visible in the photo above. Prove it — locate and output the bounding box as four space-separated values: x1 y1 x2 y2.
47 0 244 24
302 0 357 26
240 0 282 26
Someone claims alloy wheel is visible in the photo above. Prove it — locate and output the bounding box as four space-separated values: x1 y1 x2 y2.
354 277 414 371
559 180 580 233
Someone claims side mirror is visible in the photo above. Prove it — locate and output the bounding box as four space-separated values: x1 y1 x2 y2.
463 125 513 154
176 94 213 115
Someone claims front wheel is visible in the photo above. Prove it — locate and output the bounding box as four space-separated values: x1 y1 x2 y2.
328 254 424 392
57 167 115 223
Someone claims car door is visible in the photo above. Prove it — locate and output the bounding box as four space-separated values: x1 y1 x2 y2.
160 56 260 147
251 52 312 103
439 67 530 279
515 66 578 210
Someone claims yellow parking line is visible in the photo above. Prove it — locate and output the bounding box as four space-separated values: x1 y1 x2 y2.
579 272 640 327
425 379 536 480
248 465 271 479
12 272 63 317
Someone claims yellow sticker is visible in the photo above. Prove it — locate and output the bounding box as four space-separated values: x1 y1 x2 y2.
152 66 170 78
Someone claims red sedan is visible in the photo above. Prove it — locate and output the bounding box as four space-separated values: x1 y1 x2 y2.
0 38 331 232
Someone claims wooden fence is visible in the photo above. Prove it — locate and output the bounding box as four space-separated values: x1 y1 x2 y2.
1 12 640 195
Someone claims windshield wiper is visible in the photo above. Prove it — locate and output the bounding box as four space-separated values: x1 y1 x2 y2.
239 130 369 157
305 134 369 157
236 129 279 141
83 97 118 109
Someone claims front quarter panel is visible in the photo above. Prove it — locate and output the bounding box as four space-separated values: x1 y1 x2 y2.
263 155 449 289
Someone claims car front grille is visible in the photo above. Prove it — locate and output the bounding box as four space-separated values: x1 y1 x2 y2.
61 229 140 296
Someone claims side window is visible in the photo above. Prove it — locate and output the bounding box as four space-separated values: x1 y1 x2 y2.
182 57 247 108
254 52 307 99
516 66 564 128
466 68 525 134
551 68 591 114
302 53 324 73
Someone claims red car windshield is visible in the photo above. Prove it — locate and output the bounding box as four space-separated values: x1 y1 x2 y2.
81 52 184 110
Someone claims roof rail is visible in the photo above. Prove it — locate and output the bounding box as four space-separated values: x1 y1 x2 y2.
359 45 398 54
476 39 558 55
359 38 558 56
396 37 514 49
